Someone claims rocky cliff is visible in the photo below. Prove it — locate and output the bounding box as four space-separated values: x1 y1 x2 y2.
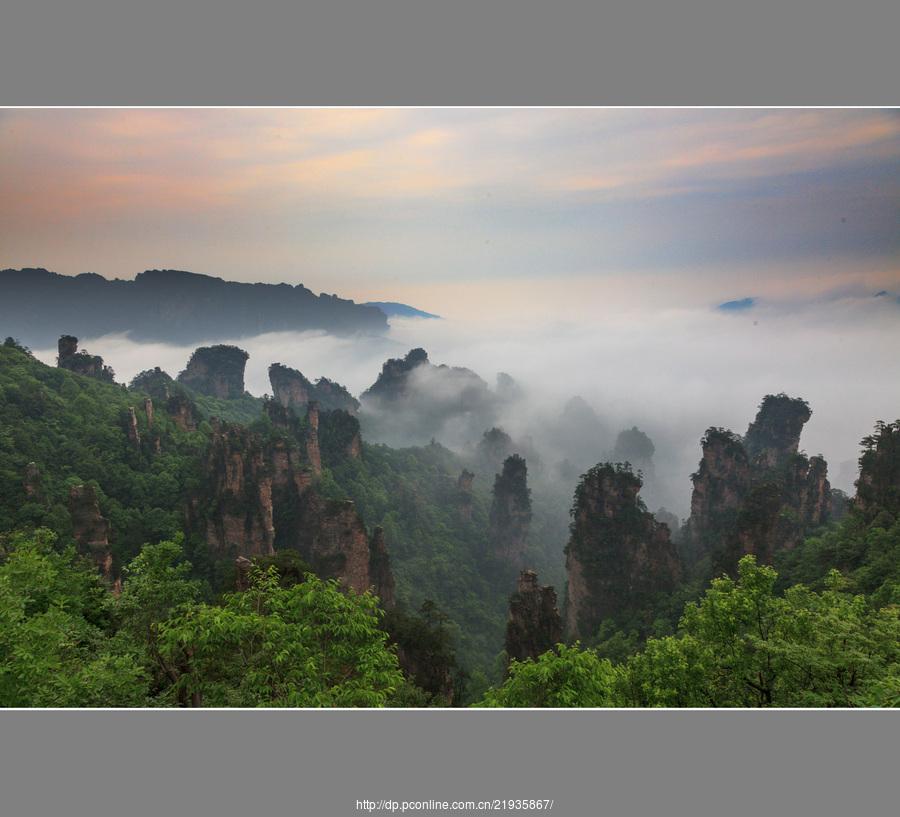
682 428 751 566
269 363 360 414
505 570 562 665
191 421 275 558
489 455 532 566
854 420 900 516
68 484 113 577
744 394 811 470
56 335 116 382
565 463 681 639
684 395 832 576
194 405 395 602
456 469 475 522
289 495 396 603
177 345 249 399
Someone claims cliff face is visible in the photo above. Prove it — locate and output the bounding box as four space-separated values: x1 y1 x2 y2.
684 395 832 576
368 526 396 607
744 394 811 470
290 495 396 603
269 363 314 409
457 469 475 522
56 335 116 382
855 420 900 516
68 484 113 577
194 405 395 602
269 363 360 414
505 570 562 665
489 455 532 566
683 428 751 565
192 422 275 558
565 464 681 639
362 348 430 403
177 345 249 399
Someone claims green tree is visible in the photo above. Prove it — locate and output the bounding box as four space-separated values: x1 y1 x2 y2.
157 566 404 707
477 644 623 707
620 556 900 707
0 529 147 706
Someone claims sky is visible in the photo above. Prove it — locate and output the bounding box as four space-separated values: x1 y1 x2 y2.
6 108 900 510
2 108 899 318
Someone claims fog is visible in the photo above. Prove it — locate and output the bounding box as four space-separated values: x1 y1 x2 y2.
31 290 900 518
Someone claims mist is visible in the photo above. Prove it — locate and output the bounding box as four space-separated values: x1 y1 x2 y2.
30 288 900 517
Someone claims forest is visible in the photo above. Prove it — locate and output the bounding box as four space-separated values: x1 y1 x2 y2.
1 334 898 707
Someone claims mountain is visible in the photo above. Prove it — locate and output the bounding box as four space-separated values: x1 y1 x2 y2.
717 297 756 311
0 268 388 346
364 301 441 319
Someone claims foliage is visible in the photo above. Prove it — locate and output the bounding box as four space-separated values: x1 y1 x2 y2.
478 644 622 707
158 566 403 706
0 529 148 706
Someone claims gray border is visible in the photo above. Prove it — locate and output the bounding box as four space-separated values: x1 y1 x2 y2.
1 710 898 816
3 2 900 815
2 0 900 104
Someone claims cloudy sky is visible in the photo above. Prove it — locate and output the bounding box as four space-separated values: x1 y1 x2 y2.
2 108 899 318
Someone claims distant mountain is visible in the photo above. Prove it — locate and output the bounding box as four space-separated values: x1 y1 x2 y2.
0 268 388 346
364 301 441 319
717 297 756 312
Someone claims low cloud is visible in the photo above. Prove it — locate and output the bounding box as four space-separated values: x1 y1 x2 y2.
30 288 900 516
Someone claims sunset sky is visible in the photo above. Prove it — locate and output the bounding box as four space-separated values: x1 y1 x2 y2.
2 108 899 319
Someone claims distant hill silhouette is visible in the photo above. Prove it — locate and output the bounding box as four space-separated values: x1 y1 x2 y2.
0 268 388 346
364 301 441 319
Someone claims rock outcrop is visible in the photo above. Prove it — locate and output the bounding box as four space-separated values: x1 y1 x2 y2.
23 462 42 499
269 363 360 414
56 335 116 382
269 363 314 409
360 348 498 447
854 420 900 516
291 496 396 602
193 410 395 601
744 394 811 470
126 407 141 448
682 428 751 566
368 526 396 607
191 422 275 558
457 469 475 522
684 395 832 576
565 464 681 639
505 570 562 665
490 455 532 566
68 484 113 577
362 347 430 403
177 345 248 399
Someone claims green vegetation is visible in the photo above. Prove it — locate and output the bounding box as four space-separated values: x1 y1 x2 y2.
2 340 898 707
479 556 900 707
0 531 402 707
